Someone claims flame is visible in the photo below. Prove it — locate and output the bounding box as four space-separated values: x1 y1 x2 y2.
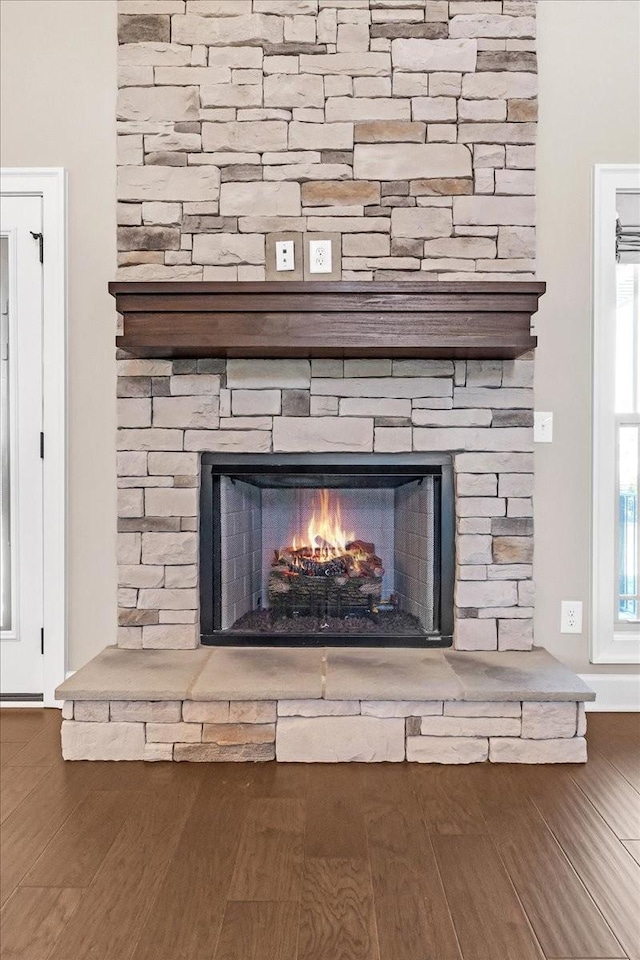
297 489 355 561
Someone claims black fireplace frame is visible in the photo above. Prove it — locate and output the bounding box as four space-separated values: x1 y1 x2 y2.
199 452 455 648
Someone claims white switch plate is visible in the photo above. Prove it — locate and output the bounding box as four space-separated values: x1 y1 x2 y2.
560 600 583 633
309 238 332 274
275 239 295 271
534 411 553 442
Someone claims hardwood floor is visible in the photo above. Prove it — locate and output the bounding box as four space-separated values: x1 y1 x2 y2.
0 709 638 960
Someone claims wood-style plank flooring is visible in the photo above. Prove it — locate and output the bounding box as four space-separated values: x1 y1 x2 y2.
0 709 638 960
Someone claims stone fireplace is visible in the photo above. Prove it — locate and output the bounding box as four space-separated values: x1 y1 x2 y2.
54 0 595 763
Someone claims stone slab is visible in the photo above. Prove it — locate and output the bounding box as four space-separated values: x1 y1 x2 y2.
55 646 211 701
190 646 324 700
276 716 405 762
325 649 463 701
445 647 596 702
489 737 588 764
61 720 145 761
406 735 488 764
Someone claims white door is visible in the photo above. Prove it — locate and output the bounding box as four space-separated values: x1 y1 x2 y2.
1 195 44 697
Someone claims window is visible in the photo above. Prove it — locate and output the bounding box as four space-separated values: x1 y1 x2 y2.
593 165 640 663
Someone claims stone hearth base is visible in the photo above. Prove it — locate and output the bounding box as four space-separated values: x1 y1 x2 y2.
56 646 594 764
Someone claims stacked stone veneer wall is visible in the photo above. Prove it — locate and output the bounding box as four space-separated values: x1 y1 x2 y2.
117 356 534 651
61 698 587 763
117 0 537 281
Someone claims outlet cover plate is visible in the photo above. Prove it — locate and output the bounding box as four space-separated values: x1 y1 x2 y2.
303 232 341 281
560 600 583 633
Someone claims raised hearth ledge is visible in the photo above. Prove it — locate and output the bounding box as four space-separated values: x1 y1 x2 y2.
56 647 593 764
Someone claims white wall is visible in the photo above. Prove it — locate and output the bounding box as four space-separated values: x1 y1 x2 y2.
0 0 117 670
1 0 639 682
535 0 640 676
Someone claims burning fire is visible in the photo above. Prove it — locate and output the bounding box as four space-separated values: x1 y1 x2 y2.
292 489 355 561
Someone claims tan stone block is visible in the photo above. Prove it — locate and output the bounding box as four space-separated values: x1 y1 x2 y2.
110 700 181 722
220 182 300 217
498 619 533 651
412 97 457 121
118 488 143 519
202 120 287 152
392 73 429 97
192 233 265 266
300 52 390 75
454 618 497 650
456 580 517 608
145 487 197 517
374 427 412 452
341 397 410 417
354 143 471 180
497 226 535 259
184 430 271 453
200 83 262 108
444 700 521 718
490 737 587 764
521 702 578 740
141 532 197 565
118 565 164 589
172 13 282 45
276 716 405 762
62 701 74 720
506 145 535 169
203 722 275 744
326 97 411 122
407 736 488 763
495 169 535 195
288 121 354 150
61 720 145 761
462 71 537 100
429 71 462 96
74 701 110 722
354 120 426 143
142 623 199 648
183 701 230 722
273 417 373 452
174 742 275 761
306 216 389 233
118 627 143 648
277 700 359 717
144 743 173 761
227 359 310 389
421 715 520 736
493 536 533 564
153 396 219 429
138 587 197 611
117 86 199 122
458 122 536 145
302 181 380 207
392 38 477 72
391 207 452 239
450 14 536 39
264 73 324 108
118 165 220 201
453 195 535 226
118 533 142 565
147 721 202 742
361 701 443 718
147 452 199 475
577 703 587 737
229 701 277 723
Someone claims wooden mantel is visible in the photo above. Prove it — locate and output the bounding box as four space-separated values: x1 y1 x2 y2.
110 280 545 360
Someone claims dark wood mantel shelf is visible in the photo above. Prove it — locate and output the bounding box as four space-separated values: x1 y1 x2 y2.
110 280 545 360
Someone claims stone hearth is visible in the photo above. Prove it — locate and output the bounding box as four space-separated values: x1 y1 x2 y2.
56 646 593 764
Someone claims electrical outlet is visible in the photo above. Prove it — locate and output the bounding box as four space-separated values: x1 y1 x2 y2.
309 238 332 274
275 240 295 272
560 600 583 633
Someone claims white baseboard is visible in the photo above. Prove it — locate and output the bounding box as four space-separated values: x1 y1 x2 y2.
579 673 640 711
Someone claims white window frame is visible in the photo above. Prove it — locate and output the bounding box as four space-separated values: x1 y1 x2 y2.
592 163 640 664
0 169 67 703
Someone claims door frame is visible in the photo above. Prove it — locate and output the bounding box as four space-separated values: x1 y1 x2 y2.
1 168 67 705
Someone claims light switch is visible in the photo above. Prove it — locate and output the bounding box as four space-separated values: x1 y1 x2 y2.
534 411 553 443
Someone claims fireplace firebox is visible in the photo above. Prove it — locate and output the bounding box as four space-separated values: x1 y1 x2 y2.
200 454 454 647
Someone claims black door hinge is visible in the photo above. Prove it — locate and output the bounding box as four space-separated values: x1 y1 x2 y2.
30 231 44 263
41 628 44 655
40 432 44 459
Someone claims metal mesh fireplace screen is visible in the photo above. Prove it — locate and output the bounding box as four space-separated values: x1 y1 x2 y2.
200 454 454 648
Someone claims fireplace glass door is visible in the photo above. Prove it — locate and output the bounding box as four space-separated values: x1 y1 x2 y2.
200 454 454 647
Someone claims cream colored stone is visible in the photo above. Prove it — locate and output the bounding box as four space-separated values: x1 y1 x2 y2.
229 701 278 723
118 165 220 201
490 737 587 764
457 535 492 564
61 720 145 761
200 83 262 108
277 700 360 717
118 565 164 589
74 701 109 722
498 226 535 258
340 397 410 417
182 700 230 722
288 121 354 150
453 196 535 226
110 700 182 722
144 743 173 761
145 487 197 517
119 43 192 67
231 389 280 415
361 701 443 718
62 701 74 720
264 74 324 108
407 736 488 763
141 533 197 565
192 233 265 265
355 143 471 180
462 71 537 100
117 86 199 122
202 120 287 152
326 97 411 121
273 417 373 452
521 701 578 739
118 488 143 518
456 580 517 607
220 182 301 216
421 715 520 736
153 396 219 429
175 742 274 761
203 722 275 744
276 716 405 762
142 623 199 648
444 700 521 718
412 97 457 121
118 533 141 565
392 38 477 72
459 122 536 145
227 359 310 389
498 618 533 650
147 721 202 742
300 52 390 75
374 427 412 453
577 703 587 737
314 376 451 399
451 14 535 39
172 13 282 45
184 430 272 453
